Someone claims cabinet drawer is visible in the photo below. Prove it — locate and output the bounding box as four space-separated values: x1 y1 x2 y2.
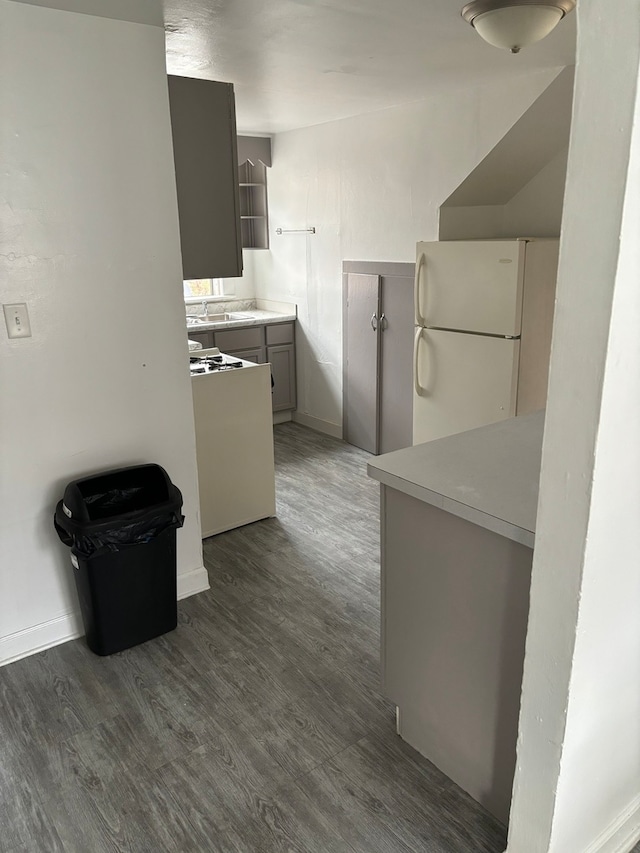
226 347 265 364
187 330 214 348
215 326 263 351
266 322 294 345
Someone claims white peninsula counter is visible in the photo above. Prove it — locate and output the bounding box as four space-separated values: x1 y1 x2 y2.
367 412 544 825
191 351 275 538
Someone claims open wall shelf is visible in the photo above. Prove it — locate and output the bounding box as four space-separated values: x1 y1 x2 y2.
239 160 269 249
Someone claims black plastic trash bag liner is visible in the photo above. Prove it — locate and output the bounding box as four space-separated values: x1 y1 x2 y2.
53 464 184 560
54 502 184 559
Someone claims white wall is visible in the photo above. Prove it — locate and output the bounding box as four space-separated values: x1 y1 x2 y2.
507 0 640 850
219 249 258 301
502 146 568 238
252 69 563 433
438 204 507 240
438 146 568 241
0 0 207 665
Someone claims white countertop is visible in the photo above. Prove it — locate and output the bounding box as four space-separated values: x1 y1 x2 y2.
186 309 296 332
367 411 545 548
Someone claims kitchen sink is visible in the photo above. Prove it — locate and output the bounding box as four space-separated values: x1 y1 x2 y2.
187 313 246 325
204 313 235 323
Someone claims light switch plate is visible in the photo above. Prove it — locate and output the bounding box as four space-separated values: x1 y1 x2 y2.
4 303 32 339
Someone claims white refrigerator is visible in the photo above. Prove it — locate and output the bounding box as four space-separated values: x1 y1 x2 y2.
413 238 556 445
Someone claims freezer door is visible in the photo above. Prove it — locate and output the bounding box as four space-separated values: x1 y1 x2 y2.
413 327 520 445
416 240 525 336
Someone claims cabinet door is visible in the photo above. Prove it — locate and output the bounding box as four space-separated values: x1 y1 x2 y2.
225 347 265 364
168 76 242 279
268 344 296 411
344 273 381 453
214 326 263 352
379 272 414 454
187 330 213 348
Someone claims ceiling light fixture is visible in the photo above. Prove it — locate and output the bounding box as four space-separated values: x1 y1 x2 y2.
461 0 576 54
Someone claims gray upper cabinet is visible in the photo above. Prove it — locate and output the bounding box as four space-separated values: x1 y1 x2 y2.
168 76 243 280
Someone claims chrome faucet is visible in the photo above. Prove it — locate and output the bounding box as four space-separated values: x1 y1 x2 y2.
201 300 209 317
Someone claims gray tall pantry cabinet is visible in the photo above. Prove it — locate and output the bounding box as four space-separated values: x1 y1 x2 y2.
343 261 415 455
167 76 243 280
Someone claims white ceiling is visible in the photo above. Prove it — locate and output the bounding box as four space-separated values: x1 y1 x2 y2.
162 0 576 134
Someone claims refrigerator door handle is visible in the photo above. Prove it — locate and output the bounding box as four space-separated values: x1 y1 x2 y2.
414 252 427 326
370 313 378 331
414 327 426 396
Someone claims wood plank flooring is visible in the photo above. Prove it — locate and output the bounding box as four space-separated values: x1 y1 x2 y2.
0 422 616 853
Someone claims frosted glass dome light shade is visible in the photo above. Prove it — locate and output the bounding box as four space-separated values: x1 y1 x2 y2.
474 7 562 51
461 0 576 54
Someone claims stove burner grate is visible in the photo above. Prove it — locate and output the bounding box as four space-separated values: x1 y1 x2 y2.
189 355 244 374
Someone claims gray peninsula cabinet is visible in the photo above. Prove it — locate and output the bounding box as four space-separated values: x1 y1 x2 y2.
167 75 243 280
368 412 544 826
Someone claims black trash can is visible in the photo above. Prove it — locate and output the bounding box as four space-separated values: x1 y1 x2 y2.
54 464 184 656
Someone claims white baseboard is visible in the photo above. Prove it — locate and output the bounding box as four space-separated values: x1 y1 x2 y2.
0 611 84 668
0 565 210 668
177 564 210 600
582 793 640 853
292 411 343 439
202 511 274 539
273 411 293 425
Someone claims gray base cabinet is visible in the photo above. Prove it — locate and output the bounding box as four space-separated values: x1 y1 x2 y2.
188 321 296 411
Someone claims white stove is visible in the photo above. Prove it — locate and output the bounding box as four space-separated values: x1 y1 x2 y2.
189 350 251 375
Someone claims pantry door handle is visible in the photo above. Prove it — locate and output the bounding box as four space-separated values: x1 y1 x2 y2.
370 313 378 331
380 313 387 330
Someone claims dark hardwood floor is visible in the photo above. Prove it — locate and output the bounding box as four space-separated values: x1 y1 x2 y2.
0 423 565 851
